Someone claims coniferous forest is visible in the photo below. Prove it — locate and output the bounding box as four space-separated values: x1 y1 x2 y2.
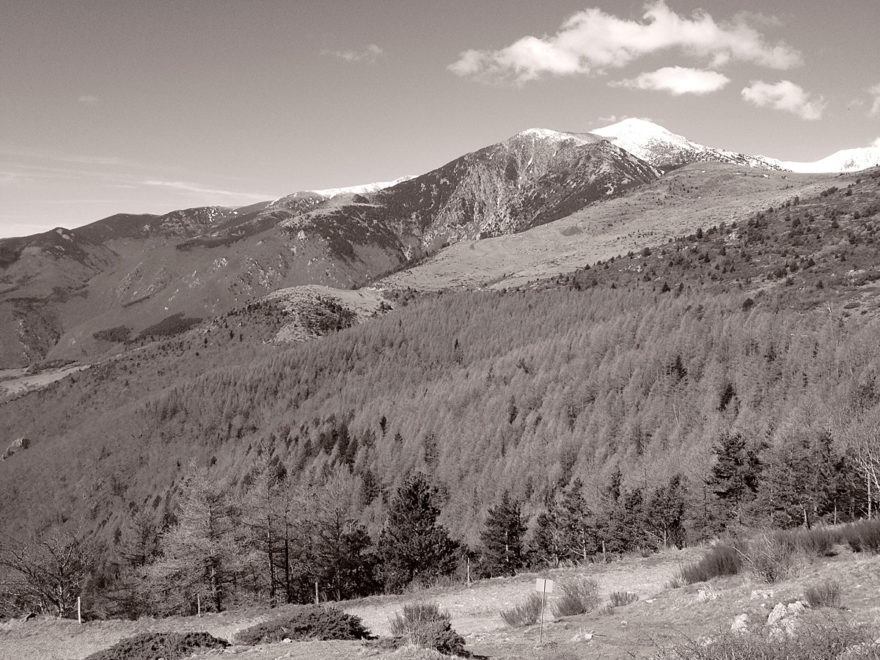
1 170 880 619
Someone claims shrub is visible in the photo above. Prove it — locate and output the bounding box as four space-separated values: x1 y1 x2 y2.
235 605 372 645
500 592 543 627
552 576 600 617
677 543 742 584
660 612 875 659
389 602 466 657
844 520 880 554
805 580 842 609
84 632 228 660
743 531 796 583
608 591 638 607
792 528 838 557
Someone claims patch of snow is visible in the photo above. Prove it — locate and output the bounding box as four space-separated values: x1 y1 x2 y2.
777 144 880 173
312 175 415 198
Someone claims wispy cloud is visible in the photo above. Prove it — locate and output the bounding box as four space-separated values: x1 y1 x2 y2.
611 67 730 95
741 80 826 120
449 0 801 84
0 146 127 167
868 83 880 117
77 94 100 105
141 179 271 202
322 43 384 64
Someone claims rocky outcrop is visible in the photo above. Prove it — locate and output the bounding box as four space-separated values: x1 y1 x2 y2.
2 437 30 460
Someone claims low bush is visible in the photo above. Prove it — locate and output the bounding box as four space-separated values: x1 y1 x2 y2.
608 591 638 607
552 576 600 617
84 632 228 660
677 543 742 584
743 531 796 583
235 605 372 645
804 580 842 608
389 602 467 657
843 519 880 554
500 592 543 627
660 612 875 659
791 527 838 557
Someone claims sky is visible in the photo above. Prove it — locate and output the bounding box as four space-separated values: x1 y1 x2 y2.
2 0 879 238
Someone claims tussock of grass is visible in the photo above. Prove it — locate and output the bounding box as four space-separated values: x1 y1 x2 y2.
500 593 543 627
552 576 600 617
84 632 228 660
389 602 467 657
609 591 638 607
744 531 797 583
791 527 838 557
843 519 880 554
804 580 842 609
677 543 742 584
235 605 372 644
660 612 877 659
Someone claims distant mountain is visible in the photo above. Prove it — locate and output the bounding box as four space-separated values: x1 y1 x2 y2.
592 117 880 174
591 118 782 172
0 130 658 367
775 141 880 173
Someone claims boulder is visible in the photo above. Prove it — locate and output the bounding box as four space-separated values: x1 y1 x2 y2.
730 613 749 633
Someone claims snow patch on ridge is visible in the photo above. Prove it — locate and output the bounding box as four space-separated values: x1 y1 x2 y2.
312 176 415 198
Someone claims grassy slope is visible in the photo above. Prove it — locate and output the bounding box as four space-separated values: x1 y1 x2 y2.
2 545 877 659
379 164 834 291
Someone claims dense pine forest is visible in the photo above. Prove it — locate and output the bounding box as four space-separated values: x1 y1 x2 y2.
1 168 880 618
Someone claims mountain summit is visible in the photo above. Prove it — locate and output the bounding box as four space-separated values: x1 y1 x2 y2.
591 118 781 172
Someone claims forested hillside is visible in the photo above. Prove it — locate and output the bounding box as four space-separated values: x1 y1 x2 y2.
1 168 880 616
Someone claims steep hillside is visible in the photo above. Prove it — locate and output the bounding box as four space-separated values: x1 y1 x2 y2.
1 169 879 553
380 163 833 290
0 132 656 368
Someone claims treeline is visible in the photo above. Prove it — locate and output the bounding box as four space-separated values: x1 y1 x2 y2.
3 417 876 619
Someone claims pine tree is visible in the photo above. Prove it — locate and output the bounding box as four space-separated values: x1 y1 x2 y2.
376 473 459 592
706 432 762 530
479 491 527 577
646 474 687 548
558 479 597 563
530 507 565 568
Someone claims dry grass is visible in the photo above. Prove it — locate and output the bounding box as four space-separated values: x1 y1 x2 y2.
4 544 880 660
552 577 600 617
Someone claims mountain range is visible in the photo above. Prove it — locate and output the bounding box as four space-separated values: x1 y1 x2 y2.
0 119 878 368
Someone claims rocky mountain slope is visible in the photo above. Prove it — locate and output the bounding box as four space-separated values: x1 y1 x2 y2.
0 131 657 367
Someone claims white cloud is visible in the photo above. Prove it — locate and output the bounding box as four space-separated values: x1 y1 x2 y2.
77 94 100 105
322 44 384 64
741 80 825 120
611 66 730 95
141 179 271 202
449 0 801 84
868 83 880 117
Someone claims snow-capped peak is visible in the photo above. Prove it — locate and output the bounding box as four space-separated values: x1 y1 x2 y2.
591 118 700 162
312 175 415 198
591 117 781 171
776 142 880 173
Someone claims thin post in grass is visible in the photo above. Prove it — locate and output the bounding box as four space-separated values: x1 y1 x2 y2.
77 596 81 624
536 578 554 644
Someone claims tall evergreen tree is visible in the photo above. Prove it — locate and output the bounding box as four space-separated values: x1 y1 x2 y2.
706 432 762 530
479 491 527 577
375 472 459 592
646 474 687 548
558 479 597 563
